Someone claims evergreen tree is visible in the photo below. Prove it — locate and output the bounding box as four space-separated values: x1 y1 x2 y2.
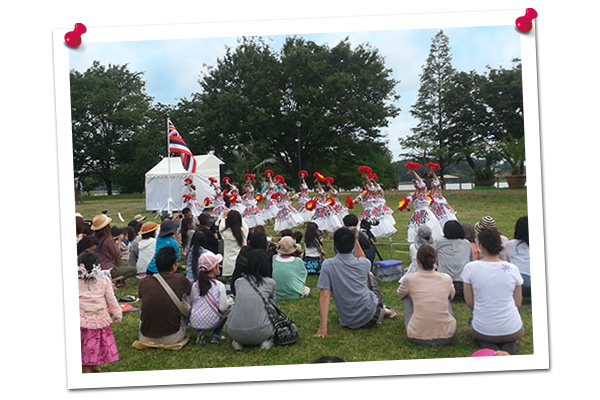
399 30 457 178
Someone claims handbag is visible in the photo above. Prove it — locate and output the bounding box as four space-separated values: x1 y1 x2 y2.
246 276 300 346
154 273 191 318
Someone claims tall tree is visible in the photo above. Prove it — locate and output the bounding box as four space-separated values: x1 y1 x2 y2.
481 59 525 175
70 61 153 194
188 36 400 189
399 30 457 177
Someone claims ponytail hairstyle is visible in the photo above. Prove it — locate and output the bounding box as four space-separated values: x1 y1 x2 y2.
478 228 504 255
195 268 213 296
416 244 437 271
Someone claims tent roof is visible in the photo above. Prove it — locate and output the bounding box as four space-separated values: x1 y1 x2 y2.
146 154 224 178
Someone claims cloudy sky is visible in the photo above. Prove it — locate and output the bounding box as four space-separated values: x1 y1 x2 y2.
68 25 521 161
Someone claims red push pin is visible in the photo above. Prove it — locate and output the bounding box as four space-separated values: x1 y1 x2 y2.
64 23 87 47
515 8 538 33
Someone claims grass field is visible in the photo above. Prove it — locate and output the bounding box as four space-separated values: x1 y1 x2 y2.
75 188 532 372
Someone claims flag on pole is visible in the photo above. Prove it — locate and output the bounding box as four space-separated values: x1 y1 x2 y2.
168 119 196 173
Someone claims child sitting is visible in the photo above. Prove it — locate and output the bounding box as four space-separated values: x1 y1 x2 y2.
190 252 230 344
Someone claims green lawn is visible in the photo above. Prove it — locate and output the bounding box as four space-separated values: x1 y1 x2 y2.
76 188 532 372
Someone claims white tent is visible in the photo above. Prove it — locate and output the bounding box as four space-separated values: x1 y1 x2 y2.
145 154 224 212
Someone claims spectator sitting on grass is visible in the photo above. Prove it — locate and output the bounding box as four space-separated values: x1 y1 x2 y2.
315 227 396 337
137 246 193 347
145 219 180 276
505 216 530 297
396 244 457 346
271 236 310 300
434 220 474 299
136 222 158 277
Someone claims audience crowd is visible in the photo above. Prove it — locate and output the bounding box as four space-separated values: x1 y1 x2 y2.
76 207 530 373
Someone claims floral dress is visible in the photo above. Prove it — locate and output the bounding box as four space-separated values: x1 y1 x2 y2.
328 188 349 222
311 188 342 233
274 188 304 232
211 194 228 223
242 192 265 228
430 179 458 228
261 183 279 221
407 193 443 243
296 184 315 223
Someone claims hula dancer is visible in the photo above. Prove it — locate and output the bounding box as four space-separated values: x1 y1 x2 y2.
241 173 265 228
404 163 443 243
273 175 304 233
427 163 458 227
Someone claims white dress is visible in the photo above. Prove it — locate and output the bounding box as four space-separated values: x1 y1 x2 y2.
261 183 279 221
358 192 397 238
273 188 304 232
328 188 349 223
311 189 342 233
242 194 265 228
406 193 443 243
183 187 204 218
430 180 458 228
210 195 228 224
227 185 246 215
296 185 315 223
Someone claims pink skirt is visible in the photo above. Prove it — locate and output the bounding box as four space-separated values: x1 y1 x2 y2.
81 326 119 366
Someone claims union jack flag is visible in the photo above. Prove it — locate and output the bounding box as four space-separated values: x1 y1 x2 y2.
168 119 196 173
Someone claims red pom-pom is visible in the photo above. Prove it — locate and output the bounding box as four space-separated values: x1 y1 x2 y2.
223 176 231 183
255 193 264 202
358 165 372 174
345 196 354 209
229 194 238 203
204 197 212 206
325 177 334 184
405 162 421 170
313 172 326 182
271 192 282 200
244 173 255 181
427 194 434 205
182 194 191 201
426 162 441 171
298 170 308 178
264 169 274 177
305 199 317 211
368 173 379 180
184 178 193 184
274 175 285 184
326 197 335 206
397 197 410 211
209 177 217 183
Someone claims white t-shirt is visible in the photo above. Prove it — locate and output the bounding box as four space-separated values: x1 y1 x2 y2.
461 260 524 336
504 239 530 276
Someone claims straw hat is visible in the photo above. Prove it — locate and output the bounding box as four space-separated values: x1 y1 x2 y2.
90 214 112 231
134 214 146 222
475 216 497 233
139 221 158 234
276 236 301 255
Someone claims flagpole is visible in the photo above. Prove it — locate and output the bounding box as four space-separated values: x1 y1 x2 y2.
167 117 172 216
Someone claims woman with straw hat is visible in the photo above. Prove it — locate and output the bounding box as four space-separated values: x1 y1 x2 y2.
271 236 310 300
91 214 136 279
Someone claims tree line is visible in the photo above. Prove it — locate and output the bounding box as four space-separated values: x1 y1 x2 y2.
70 31 523 195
